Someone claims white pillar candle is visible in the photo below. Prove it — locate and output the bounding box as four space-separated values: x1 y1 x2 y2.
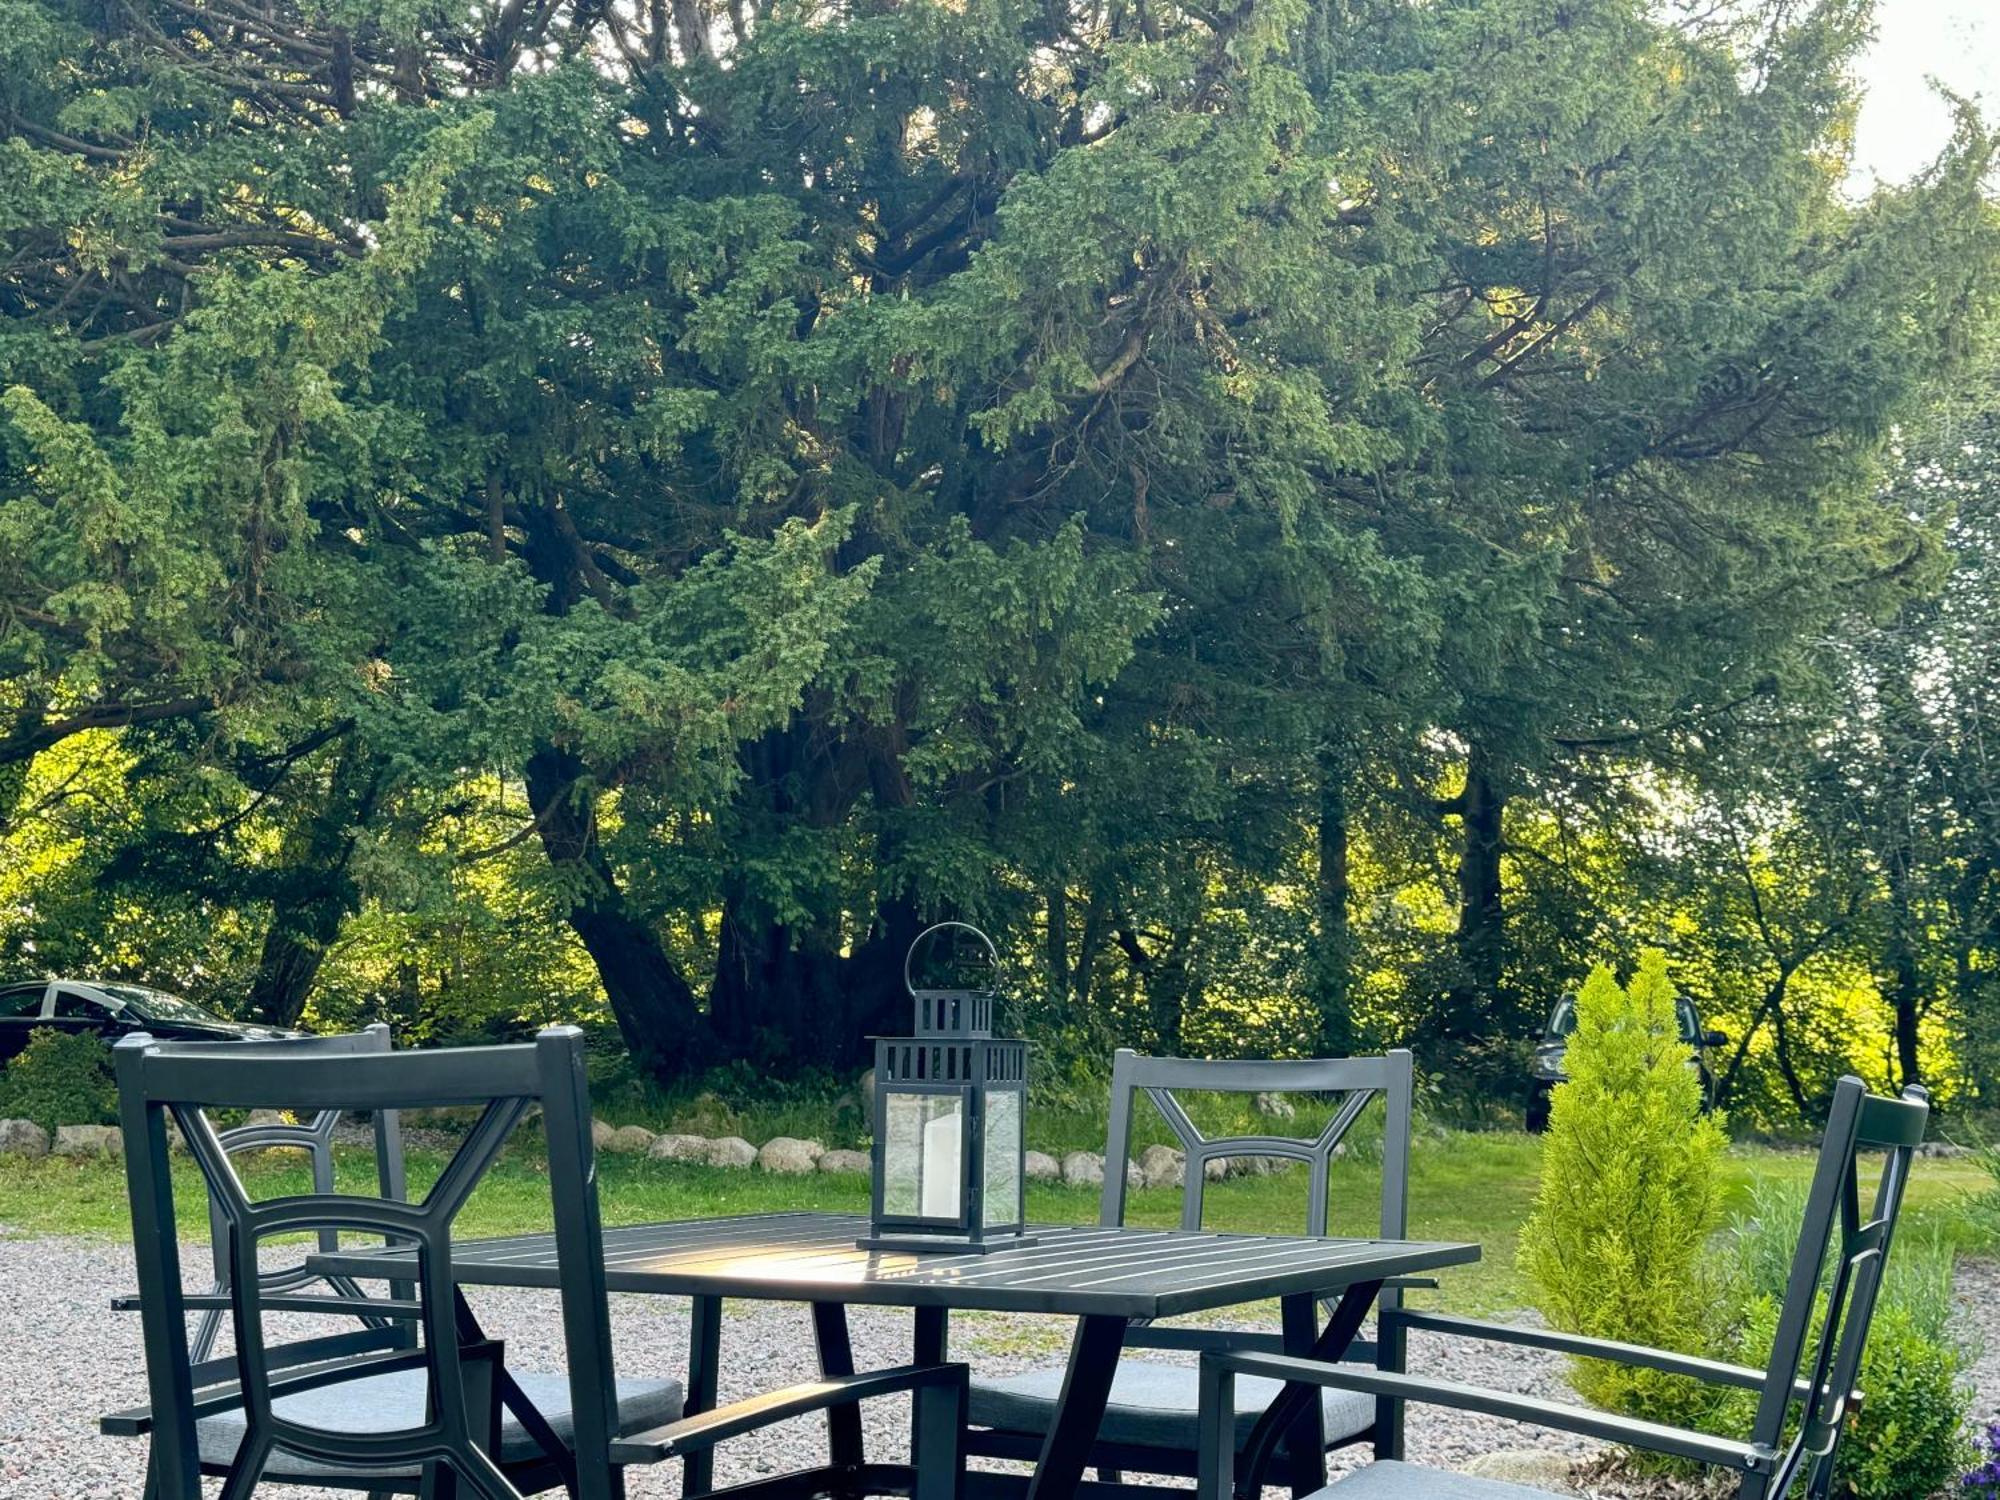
922 1106 961 1219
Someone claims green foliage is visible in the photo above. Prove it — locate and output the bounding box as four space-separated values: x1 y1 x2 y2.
1 0 1997 1095
1519 950 1731 1432
0 1028 117 1131
1718 1183 1973 1500
1954 1137 2000 1252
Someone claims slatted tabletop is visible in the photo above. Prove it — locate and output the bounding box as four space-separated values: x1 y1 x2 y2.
310 1211 1476 1319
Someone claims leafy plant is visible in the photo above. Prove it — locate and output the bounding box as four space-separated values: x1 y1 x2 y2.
0 1028 118 1132
1518 948 1732 1436
1720 1181 1973 1500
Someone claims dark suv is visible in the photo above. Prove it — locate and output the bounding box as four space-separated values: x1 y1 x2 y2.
1525 990 1724 1132
0 979 305 1063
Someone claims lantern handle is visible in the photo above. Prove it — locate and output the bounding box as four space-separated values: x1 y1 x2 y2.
905 921 1002 997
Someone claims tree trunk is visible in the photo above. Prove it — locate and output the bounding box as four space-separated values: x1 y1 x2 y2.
1045 881 1070 1013
525 744 704 1078
1884 850 1926 1089
1443 742 1506 1041
248 743 381 1027
1311 742 1356 1055
709 881 846 1061
1072 889 1108 1012
1119 924 1194 1055
704 717 919 1067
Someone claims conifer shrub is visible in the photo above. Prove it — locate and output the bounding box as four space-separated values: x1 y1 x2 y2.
0 1027 118 1132
1518 948 1731 1434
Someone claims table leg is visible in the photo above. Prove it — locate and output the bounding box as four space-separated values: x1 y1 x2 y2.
684 1294 722 1498
1238 1281 1382 1500
812 1301 868 1476
912 1306 951 1469
1023 1315 1127 1500
1280 1295 1329 1496
913 1305 950 1364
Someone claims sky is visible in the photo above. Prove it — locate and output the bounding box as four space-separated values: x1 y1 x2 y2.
1849 0 1999 187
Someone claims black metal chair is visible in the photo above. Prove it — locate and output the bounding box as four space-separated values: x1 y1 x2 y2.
1194 1075 1928 1500
966 1049 1419 1483
104 1025 969 1500
158 1023 414 1367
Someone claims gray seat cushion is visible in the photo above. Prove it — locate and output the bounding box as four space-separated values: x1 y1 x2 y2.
196 1366 683 1480
969 1358 1375 1451
1315 1459 1564 1499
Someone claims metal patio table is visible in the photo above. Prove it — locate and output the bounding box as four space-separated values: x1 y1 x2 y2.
309 1210 1477 1500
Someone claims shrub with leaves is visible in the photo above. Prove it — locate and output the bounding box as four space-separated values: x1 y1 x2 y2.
0 1028 117 1132
1518 948 1731 1433
1721 1184 1972 1500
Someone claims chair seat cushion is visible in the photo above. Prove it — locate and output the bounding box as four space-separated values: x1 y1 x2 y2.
969 1358 1374 1451
196 1366 683 1480
1314 1458 1566 1499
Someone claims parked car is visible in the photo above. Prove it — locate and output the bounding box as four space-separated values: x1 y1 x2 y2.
1525 989 1724 1132
0 979 306 1064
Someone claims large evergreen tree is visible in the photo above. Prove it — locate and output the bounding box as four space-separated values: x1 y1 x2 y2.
2 0 1992 1082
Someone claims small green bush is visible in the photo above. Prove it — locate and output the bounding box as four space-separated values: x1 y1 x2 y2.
0 1027 117 1131
1518 948 1731 1435
1720 1183 1973 1500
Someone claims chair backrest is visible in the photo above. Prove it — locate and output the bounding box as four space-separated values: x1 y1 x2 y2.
1747 1076 1928 1499
116 1026 621 1500
186 1023 411 1362
1100 1049 1415 1241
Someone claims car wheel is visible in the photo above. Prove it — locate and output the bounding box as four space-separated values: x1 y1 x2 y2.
1525 1090 1551 1134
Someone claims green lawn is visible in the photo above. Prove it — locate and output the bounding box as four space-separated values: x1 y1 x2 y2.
3 1131 1987 1316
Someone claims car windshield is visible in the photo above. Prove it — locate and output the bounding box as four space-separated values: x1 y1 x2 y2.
1545 997 1576 1039
93 984 220 1022
1545 994 1704 1044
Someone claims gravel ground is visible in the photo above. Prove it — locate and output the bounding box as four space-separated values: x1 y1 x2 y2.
1 1234 1991 1499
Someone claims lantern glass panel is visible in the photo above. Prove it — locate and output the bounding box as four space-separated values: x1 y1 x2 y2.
982 1089 1022 1228
882 1091 964 1220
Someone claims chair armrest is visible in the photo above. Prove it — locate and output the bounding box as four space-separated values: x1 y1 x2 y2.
610 1363 967 1466
1200 1352 1774 1481
111 1292 424 1319
1384 1309 1847 1407
1123 1326 1287 1355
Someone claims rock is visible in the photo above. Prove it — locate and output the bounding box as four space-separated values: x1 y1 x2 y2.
859 1068 877 1117
1226 1154 1279 1178
244 1109 289 1129
1024 1150 1061 1183
53 1124 122 1158
1461 1451 1580 1492
648 1133 711 1164
1253 1092 1297 1121
1061 1150 1105 1188
1203 1156 1228 1181
606 1125 656 1155
1126 1159 1145 1191
818 1149 871 1175
0 1119 49 1158
757 1137 826 1174
703 1135 757 1169
1137 1143 1186 1190
591 1118 617 1152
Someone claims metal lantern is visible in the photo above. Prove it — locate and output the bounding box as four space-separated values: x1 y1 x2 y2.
860 922 1036 1254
